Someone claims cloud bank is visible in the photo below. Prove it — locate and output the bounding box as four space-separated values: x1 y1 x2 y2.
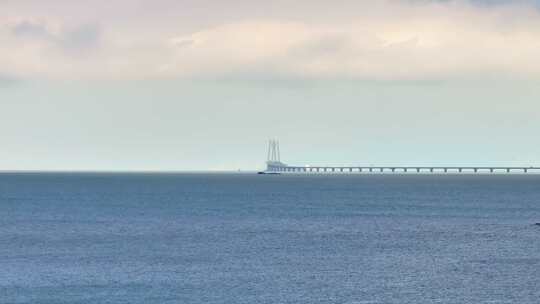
2 0 540 81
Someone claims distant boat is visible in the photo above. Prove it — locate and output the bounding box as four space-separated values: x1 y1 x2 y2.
257 171 281 175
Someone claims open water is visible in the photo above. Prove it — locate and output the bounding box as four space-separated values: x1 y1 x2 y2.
1 173 539 303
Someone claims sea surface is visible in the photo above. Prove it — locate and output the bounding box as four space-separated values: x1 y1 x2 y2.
1 173 539 303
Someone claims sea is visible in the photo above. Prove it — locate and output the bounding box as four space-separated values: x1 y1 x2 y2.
1 173 539 304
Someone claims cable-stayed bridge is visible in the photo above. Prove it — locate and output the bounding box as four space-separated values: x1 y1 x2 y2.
261 140 540 174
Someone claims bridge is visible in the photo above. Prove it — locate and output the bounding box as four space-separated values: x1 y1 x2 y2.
263 140 540 174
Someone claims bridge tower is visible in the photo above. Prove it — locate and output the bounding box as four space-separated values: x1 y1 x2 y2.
267 139 280 162
266 139 287 171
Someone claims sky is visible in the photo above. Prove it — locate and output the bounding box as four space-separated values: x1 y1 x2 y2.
2 0 540 171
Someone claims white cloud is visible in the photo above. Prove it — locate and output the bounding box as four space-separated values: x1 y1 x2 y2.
2 0 540 81
164 2 540 80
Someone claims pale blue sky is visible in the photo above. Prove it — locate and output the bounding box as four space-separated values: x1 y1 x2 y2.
2 0 540 171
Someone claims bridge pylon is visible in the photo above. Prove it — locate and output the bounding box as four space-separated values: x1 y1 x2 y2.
265 139 287 172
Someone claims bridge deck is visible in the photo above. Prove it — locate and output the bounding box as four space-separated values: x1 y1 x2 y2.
266 165 540 173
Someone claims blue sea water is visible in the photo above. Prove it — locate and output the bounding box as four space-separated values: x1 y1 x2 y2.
1 173 539 303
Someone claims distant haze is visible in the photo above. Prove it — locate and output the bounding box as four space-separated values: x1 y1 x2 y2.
2 0 540 171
